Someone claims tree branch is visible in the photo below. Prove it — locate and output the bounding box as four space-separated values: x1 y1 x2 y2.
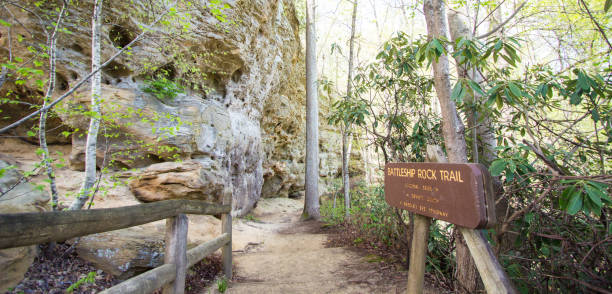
477 2 526 39
522 139 566 176
578 0 612 51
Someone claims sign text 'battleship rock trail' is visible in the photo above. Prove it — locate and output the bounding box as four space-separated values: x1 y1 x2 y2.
384 162 496 229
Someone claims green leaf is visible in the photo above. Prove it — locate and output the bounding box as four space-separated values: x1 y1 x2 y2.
0 19 11 27
507 82 522 98
586 182 610 203
451 82 465 103
485 94 497 107
566 189 583 215
432 39 444 55
577 72 590 91
591 109 600 122
560 186 575 209
494 39 503 51
489 159 506 176
570 91 582 105
584 185 602 208
606 0 611 12
467 80 486 96
496 95 504 109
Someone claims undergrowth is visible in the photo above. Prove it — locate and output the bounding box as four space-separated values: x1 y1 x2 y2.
321 178 612 293
321 180 456 290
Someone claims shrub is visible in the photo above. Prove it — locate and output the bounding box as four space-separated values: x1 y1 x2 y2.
142 77 184 100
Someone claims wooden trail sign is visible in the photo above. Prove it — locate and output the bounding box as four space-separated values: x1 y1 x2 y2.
384 162 496 229
397 145 515 294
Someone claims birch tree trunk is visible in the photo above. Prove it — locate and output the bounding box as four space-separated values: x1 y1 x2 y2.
303 0 320 220
70 0 103 210
39 1 67 211
449 11 483 164
449 10 510 253
343 0 358 220
423 1 478 293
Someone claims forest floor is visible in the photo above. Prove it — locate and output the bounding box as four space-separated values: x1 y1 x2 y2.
224 197 438 294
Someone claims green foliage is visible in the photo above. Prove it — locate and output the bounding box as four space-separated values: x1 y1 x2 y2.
340 22 611 291
142 77 184 100
415 37 447 65
327 98 369 127
216 277 228 293
0 165 16 179
321 181 410 254
66 271 96 293
320 180 346 225
208 0 231 23
559 180 610 217
329 32 442 163
426 221 454 287
242 213 260 222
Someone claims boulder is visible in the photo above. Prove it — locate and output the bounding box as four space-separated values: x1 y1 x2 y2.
0 158 49 291
74 215 221 279
128 159 227 203
74 226 165 279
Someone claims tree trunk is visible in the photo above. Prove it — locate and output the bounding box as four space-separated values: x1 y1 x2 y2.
423 1 478 293
449 10 508 254
303 0 320 220
39 2 67 211
343 133 353 218
343 0 358 220
70 0 103 210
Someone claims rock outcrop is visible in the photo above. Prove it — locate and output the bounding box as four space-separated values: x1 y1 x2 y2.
0 158 49 291
74 227 165 279
0 0 310 216
0 0 351 216
72 215 222 279
128 160 227 203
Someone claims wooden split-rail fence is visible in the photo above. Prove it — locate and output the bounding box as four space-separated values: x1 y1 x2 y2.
0 195 232 294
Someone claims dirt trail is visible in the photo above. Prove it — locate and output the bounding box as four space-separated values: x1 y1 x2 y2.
225 198 409 294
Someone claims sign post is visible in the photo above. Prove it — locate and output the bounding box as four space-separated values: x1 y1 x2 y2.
386 145 515 294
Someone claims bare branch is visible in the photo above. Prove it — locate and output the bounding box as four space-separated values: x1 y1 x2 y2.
578 0 612 50
477 2 526 39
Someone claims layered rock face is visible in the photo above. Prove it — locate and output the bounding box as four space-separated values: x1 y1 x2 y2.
0 0 315 216
0 157 49 290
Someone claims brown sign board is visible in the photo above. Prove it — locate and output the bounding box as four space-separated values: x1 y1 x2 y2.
384 162 496 229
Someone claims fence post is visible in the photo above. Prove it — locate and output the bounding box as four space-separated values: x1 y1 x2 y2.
222 190 233 279
163 214 188 294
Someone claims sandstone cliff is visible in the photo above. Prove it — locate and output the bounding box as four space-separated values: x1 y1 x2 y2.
0 0 343 215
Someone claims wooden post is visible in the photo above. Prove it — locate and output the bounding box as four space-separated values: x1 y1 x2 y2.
407 214 430 293
406 145 446 293
460 228 516 294
163 214 188 294
222 190 233 279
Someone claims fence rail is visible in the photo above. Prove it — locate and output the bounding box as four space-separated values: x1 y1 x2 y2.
0 198 233 294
